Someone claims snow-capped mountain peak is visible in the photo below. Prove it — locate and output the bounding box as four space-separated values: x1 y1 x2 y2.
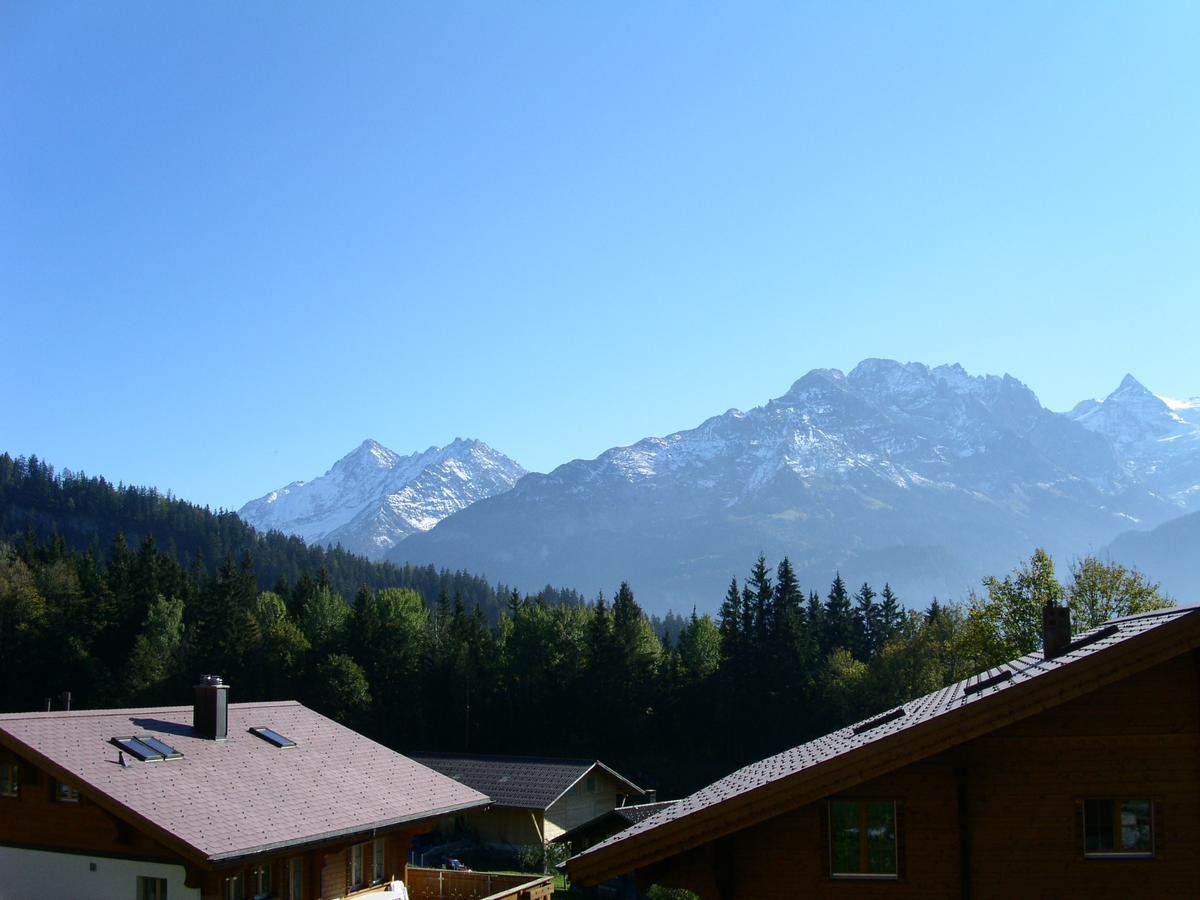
1066 373 1200 505
397 359 1194 614
238 438 526 559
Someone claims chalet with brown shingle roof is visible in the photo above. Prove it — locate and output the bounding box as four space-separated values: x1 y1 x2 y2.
0 677 490 899
409 753 645 847
566 606 1200 898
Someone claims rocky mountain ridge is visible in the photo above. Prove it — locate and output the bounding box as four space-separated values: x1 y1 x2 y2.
238 438 526 560
394 360 1196 612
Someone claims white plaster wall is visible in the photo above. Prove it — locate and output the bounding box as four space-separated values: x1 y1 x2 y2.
0 846 200 900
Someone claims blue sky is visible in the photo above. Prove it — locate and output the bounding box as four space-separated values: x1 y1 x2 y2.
2 2 1198 510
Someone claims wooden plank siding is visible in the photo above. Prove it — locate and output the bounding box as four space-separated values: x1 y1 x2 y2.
642 651 1200 899
0 752 181 865
544 769 631 840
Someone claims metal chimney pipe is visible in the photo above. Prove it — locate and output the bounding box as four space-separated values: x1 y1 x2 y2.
193 675 230 740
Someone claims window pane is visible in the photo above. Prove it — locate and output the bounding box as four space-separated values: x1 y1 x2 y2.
830 800 861 874
866 801 897 874
1120 800 1152 852
1084 799 1114 853
373 838 386 881
0 763 18 796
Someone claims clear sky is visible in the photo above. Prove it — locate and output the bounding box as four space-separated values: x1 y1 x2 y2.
3 2 1198 510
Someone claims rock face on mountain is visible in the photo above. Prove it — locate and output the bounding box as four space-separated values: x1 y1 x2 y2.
394 361 1192 614
238 438 526 560
1067 374 1200 509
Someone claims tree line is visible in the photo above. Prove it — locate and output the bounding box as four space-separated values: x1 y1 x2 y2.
0 453 1173 799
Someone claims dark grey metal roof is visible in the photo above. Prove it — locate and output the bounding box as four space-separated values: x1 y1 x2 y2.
409 752 644 811
614 800 677 826
574 606 1198 865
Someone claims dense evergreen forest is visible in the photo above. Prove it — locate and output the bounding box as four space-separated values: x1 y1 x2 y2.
0 453 1172 798
0 453 581 622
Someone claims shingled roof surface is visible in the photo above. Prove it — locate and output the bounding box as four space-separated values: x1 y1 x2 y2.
409 752 642 810
572 606 1200 873
0 701 489 863
615 801 677 826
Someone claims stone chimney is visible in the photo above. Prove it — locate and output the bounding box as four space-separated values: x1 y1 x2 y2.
193 675 229 740
1042 603 1071 660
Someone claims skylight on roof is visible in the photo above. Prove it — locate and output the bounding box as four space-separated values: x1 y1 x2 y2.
112 736 182 762
851 707 906 735
248 726 296 748
964 669 1012 696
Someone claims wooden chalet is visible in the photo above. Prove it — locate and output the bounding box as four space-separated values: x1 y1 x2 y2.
0 676 500 900
566 606 1200 898
409 753 645 847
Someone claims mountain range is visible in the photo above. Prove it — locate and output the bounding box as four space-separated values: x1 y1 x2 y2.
238 438 526 560
240 361 1199 613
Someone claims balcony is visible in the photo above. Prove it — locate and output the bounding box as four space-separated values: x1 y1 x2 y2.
359 867 553 900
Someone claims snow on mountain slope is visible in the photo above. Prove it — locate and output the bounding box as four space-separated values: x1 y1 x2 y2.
1067 375 1200 508
397 361 1183 613
238 438 526 559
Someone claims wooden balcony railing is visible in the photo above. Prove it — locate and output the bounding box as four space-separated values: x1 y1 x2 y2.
404 866 554 900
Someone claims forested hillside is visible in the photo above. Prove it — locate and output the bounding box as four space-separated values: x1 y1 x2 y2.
0 453 579 622
0 453 1171 798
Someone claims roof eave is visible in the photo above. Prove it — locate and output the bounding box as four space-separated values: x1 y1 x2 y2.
205 795 491 864
567 613 1200 885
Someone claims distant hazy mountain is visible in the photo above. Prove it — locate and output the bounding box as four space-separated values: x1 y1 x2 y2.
395 360 1189 614
239 438 526 559
1066 374 1200 509
1105 510 1200 602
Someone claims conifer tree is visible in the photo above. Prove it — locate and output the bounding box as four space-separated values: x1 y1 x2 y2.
824 574 854 653
718 577 741 643
852 582 877 660
878 583 902 645
747 554 774 642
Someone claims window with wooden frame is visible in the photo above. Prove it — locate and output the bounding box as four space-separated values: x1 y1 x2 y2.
828 798 899 878
54 780 80 803
372 838 386 883
0 762 19 798
137 875 168 900
1083 799 1154 858
223 871 244 900
350 842 365 890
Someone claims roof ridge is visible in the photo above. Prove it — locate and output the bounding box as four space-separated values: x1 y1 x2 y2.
411 751 597 766
0 699 302 721
568 605 1200 884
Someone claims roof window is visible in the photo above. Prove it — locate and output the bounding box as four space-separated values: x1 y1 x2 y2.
852 707 906 735
964 669 1012 696
112 736 182 762
248 726 296 749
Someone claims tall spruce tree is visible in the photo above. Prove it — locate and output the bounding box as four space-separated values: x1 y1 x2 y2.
852 582 877 660
824 574 854 654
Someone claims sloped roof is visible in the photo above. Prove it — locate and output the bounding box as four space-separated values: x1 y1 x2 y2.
614 800 676 826
552 801 679 846
0 700 489 865
568 606 1200 884
409 752 644 811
